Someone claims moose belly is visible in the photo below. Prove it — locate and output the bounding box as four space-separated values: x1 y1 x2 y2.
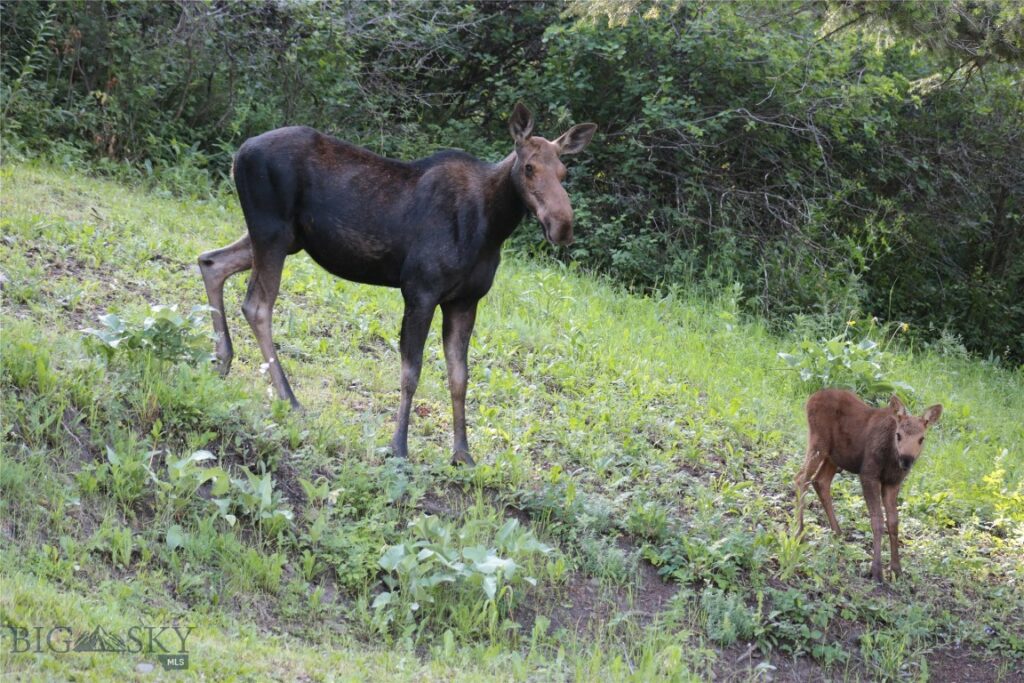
299 218 403 288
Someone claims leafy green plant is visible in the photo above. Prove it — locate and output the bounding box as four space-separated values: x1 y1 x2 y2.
212 468 294 541
230 547 287 594
577 535 637 586
101 443 159 513
160 449 231 515
300 549 322 582
772 527 807 581
700 588 757 646
625 499 671 541
320 516 394 592
860 627 919 682
778 320 912 399
82 304 215 367
756 587 846 665
647 522 766 590
92 521 135 569
372 514 552 641
298 476 333 507
0 2 56 124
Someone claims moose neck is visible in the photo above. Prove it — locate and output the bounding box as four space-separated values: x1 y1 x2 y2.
873 411 899 460
483 152 528 246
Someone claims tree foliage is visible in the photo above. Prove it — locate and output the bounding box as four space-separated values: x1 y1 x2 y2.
2 0 1021 361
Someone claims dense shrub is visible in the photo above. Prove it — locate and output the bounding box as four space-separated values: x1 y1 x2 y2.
2 0 1020 360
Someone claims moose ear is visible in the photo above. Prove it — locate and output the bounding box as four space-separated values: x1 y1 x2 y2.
889 394 908 417
554 123 598 156
922 404 943 426
509 102 534 145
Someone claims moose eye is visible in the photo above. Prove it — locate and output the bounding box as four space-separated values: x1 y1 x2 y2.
918 437 924 445
525 163 534 177
896 433 902 442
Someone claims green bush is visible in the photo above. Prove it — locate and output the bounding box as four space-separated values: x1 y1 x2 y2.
778 317 913 400
81 304 214 367
700 588 757 646
372 514 552 642
4 1 1021 360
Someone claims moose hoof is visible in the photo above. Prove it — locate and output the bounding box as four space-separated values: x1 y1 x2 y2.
451 450 476 467
213 357 232 377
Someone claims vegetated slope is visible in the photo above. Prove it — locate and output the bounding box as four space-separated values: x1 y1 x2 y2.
1 163 1021 681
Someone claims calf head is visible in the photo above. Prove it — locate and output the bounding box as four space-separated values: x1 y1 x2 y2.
508 103 597 247
889 395 943 471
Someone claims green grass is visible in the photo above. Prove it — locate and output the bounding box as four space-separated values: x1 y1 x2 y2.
1 161 1022 681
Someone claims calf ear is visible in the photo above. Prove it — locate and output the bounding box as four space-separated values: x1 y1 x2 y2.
509 102 534 145
922 404 943 426
555 123 598 156
889 394 908 417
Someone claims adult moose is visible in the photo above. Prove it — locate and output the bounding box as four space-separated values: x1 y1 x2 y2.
198 104 596 466
795 389 942 582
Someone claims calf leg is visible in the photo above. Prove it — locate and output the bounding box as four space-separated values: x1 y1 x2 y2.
795 443 824 534
198 235 253 375
441 299 478 466
797 442 842 534
812 459 842 534
389 299 436 459
882 483 902 577
860 475 886 582
241 242 299 408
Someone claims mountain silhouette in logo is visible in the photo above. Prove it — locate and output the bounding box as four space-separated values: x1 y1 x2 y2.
73 626 127 652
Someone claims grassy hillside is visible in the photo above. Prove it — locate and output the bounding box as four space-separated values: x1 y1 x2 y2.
1 162 1022 681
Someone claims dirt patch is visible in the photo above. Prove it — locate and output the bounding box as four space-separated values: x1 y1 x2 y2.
512 534 678 637
417 481 476 518
927 647 1023 683
631 548 678 613
357 333 392 359
716 643 835 682
515 552 679 639
273 458 306 510
65 498 104 540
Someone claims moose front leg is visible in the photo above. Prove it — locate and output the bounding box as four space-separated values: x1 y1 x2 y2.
860 475 886 582
442 299 478 466
390 301 436 459
882 483 902 578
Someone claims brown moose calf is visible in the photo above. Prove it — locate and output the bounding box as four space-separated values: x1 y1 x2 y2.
795 388 942 582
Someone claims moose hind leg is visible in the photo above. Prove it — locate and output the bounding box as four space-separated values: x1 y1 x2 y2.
198 235 253 375
812 457 842 534
795 443 822 533
241 242 299 408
